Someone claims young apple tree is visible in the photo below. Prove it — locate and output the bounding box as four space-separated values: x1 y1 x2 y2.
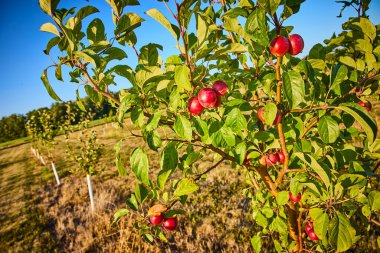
26 110 61 185
39 0 379 251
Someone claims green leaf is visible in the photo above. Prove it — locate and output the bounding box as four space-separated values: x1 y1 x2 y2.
126 194 138 211
146 131 161 151
114 140 127 176
295 153 331 188
270 216 288 235
112 208 129 224
145 8 180 40
145 112 161 132
368 190 380 211
87 18 106 44
338 56 356 69
174 178 199 197
276 191 289 206
283 70 305 109
115 12 145 35
317 116 340 144
40 22 60 36
39 0 59 15
157 142 178 190
174 115 192 142
55 62 63 81
251 236 261 253
234 142 246 165
134 183 149 204
338 103 378 145
142 233 154 243
262 103 277 125
329 212 356 252
174 65 192 91
44 37 60 55
74 5 99 23
74 51 98 67
196 14 207 46
130 148 150 186
225 108 247 133
330 65 348 92
84 85 102 104
309 208 329 240
41 68 61 101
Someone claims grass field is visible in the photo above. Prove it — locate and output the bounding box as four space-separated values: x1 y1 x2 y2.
0 120 258 252
1 106 380 252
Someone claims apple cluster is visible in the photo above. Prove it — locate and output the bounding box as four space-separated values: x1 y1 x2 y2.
188 80 228 115
148 204 178 232
258 151 285 166
150 213 178 232
305 222 319 242
270 34 304 57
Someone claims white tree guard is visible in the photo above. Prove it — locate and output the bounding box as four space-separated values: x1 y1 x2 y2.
86 174 95 212
51 162 61 185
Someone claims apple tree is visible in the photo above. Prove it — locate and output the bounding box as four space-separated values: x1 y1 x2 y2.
39 0 380 251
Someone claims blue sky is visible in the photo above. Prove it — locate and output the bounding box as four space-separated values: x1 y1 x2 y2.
0 0 379 118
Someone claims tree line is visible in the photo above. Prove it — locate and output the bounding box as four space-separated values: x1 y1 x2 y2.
0 96 117 143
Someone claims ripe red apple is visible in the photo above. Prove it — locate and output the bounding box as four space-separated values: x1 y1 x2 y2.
270 36 290 57
277 151 285 163
162 217 178 232
198 88 218 108
212 80 228 96
211 94 222 109
288 34 304 55
150 213 164 225
358 101 372 112
307 229 319 242
289 192 301 203
265 153 279 166
188 97 204 115
305 222 313 233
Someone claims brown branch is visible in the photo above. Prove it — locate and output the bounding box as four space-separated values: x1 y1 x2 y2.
288 105 330 114
194 158 225 180
369 217 380 226
80 65 121 106
297 205 305 252
332 69 380 105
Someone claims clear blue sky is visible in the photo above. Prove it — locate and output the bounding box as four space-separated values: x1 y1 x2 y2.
0 1 379 118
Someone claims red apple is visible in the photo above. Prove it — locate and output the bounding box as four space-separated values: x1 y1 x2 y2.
198 88 218 108
305 222 313 233
270 36 290 57
150 213 164 225
162 217 178 232
211 94 222 108
358 101 372 112
277 151 285 163
265 153 279 166
289 192 301 203
188 97 204 115
307 229 319 242
212 80 228 96
288 34 304 55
